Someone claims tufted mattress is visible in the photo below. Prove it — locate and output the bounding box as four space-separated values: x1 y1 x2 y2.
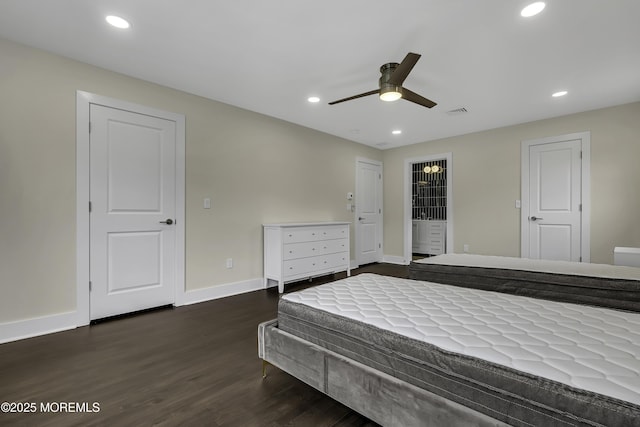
278 273 640 426
409 254 640 312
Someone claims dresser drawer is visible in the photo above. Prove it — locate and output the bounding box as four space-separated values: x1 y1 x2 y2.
283 252 348 278
283 238 349 260
426 237 443 246
283 226 348 244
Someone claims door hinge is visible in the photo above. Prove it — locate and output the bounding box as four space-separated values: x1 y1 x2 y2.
379 208 381 214
579 204 582 212
89 121 92 134
89 201 92 212
379 243 381 248
89 281 92 291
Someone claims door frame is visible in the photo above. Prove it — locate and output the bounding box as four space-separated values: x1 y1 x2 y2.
76 91 186 326
404 153 453 264
520 131 591 262
355 157 383 266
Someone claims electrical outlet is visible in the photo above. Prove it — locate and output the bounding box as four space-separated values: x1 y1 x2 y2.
463 244 469 253
226 258 233 269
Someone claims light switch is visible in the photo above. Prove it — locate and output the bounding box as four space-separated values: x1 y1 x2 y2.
204 198 211 209
515 200 521 209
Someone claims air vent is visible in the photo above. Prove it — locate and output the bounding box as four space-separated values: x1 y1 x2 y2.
446 107 469 115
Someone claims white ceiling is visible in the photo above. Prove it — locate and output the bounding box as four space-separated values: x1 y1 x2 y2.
1 1 639 149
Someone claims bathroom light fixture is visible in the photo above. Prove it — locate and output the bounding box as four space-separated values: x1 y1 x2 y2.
392 130 402 135
521 2 545 18
423 165 443 174
552 90 568 97
307 96 320 103
106 15 130 29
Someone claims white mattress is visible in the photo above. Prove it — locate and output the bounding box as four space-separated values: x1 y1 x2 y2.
414 253 640 281
282 273 640 406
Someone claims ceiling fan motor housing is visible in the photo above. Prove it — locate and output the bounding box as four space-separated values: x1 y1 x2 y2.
379 62 402 99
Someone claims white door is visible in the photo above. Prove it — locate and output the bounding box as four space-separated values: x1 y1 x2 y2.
522 136 585 262
356 158 383 265
89 104 177 320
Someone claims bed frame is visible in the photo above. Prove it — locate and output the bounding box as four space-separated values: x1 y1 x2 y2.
259 256 640 426
258 319 509 427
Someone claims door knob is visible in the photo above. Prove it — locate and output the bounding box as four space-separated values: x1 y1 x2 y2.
530 216 543 221
160 219 174 225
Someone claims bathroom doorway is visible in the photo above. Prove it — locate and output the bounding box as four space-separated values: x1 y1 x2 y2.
403 153 453 263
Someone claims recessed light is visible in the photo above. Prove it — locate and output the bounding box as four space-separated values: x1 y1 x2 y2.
106 15 131 29
392 130 402 135
552 90 568 97
521 2 545 18
307 96 320 103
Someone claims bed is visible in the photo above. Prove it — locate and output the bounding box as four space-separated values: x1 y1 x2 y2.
409 254 640 313
258 260 640 426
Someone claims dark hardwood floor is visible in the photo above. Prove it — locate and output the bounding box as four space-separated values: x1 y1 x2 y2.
0 263 407 427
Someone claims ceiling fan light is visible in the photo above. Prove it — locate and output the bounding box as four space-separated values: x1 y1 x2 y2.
380 87 402 102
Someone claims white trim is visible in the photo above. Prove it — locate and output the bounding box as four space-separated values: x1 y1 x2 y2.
355 157 384 265
0 277 266 344
382 255 408 265
76 91 186 324
403 153 453 264
180 278 265 306
521 132 591 262
0 312 77 344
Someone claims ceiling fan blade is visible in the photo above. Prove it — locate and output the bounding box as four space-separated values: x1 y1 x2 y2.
328 89 379 105
388 52 421 86
402 88 437 108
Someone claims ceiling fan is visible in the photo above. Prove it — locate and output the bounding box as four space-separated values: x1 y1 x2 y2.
329 52 437 108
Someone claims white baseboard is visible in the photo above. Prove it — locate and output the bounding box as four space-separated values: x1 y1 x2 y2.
180 277 265 306
1 278 266 344
0 311 77 344
382 255 409 265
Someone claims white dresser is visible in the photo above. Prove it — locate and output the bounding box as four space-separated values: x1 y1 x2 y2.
412 220 446 255
263 222 350 293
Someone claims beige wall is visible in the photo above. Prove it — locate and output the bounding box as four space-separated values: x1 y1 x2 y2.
2 36 639 326
382 101 640 264
0 38 381 323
